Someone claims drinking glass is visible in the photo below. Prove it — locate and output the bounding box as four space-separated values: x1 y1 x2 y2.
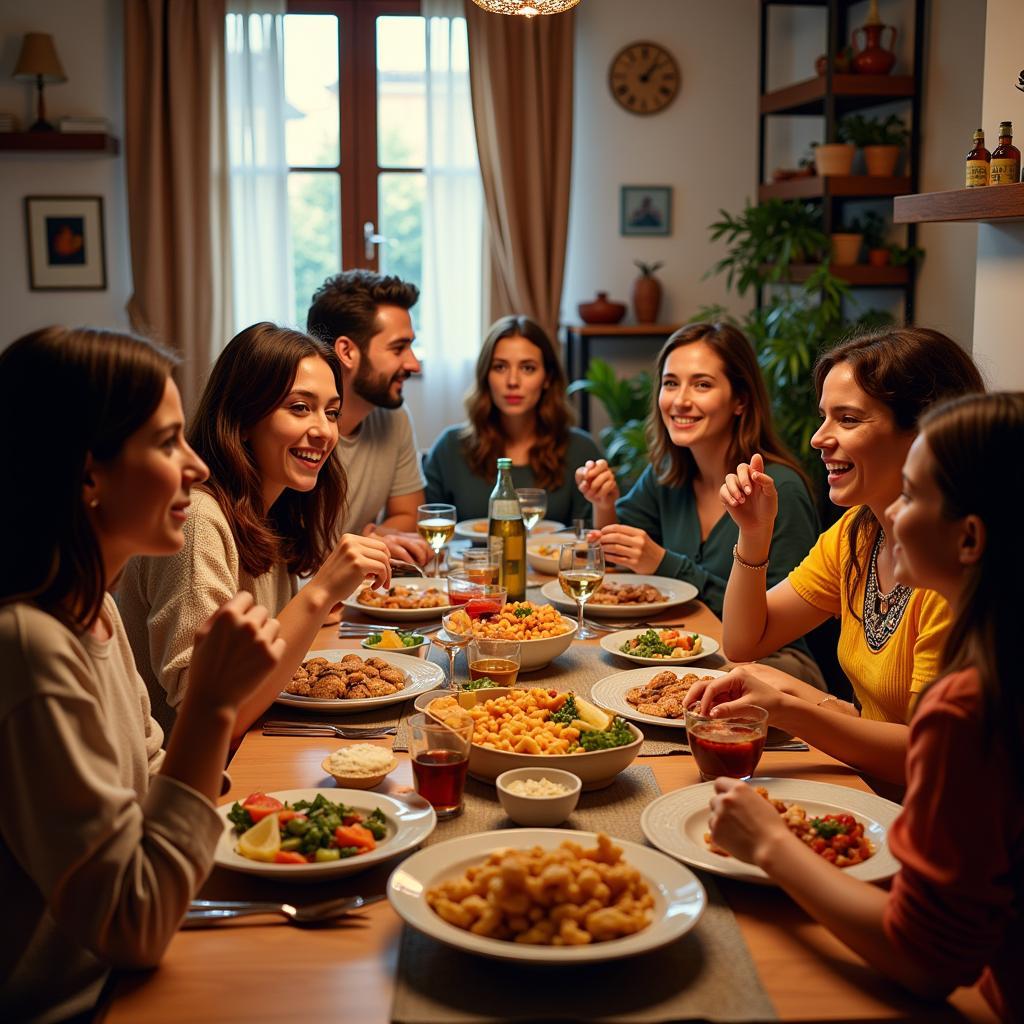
557 542 604 640
408 712 473 818
683 705 769 781
461 548 500 584
466 637 521 687
446 573 507 618
434 613 475 689
416 503 456 578
515 488 547 536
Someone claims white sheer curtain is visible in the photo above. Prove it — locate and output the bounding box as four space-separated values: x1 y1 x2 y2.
225 1 293 336
409 0 484 446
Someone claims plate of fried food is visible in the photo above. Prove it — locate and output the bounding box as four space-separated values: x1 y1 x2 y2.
454 518 566 542
540 574 698 618
342 576 453 621
640 777 902 885
388 828 705 963
590 666 729 729
277 649 444 712
445 600 576 670
600 627 720 666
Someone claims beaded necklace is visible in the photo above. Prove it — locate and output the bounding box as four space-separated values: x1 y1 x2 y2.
862 528 912 653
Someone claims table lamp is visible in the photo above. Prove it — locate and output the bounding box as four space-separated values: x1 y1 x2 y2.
13 33 67 131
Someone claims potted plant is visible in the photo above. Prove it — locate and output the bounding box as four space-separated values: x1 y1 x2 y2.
830 216 864 266
887 243 925 268
860 211 890 266
632 260 664 323
838 114 909 176
813 138 856 176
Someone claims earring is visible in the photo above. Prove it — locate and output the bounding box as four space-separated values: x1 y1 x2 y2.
88 498 100 509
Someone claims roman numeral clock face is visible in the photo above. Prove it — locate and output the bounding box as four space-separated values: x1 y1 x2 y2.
609 42 680 115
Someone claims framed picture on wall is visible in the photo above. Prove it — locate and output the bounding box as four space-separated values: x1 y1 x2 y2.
620 185 672 237
24 195 107 290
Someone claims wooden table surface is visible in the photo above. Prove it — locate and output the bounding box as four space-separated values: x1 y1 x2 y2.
101 599 995 1024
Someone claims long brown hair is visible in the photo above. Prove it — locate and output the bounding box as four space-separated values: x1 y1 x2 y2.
0 326 177 630
462 315 574 490
188 322 346 577
647 322 810 492
813 327 984 615
918 392 1024 779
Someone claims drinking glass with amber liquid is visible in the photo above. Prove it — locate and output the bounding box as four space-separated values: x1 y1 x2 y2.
557 542 604 640
417 503 456 577
467 638 521 687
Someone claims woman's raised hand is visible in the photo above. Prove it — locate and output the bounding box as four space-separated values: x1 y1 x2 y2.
315 533 393 600
594 523 665 575
683 664 789 720
720 453 778 539
190 592 285 708
707 777 794 866
575 459 620 508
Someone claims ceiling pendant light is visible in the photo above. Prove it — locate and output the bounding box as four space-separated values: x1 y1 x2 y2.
470 0 582 18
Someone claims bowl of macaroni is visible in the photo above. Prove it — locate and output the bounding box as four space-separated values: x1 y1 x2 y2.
496 767 582 825
445 601 576 671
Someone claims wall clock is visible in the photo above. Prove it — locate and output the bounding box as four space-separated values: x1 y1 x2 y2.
608 41 680 115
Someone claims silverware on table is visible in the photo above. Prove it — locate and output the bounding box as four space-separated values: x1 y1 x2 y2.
337 622 441 635
262 722 397 739
182 893 385 927
585 618 658 632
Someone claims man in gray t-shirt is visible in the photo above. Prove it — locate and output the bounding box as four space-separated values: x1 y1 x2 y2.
308 270 432 566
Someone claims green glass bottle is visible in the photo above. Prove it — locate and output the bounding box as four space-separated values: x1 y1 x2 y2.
488 458 526 601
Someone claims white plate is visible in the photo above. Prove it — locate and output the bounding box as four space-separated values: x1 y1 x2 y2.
342 576 453 621
215 788 436 881
454 518 566 542
599 628 720 666
276 649 444 713
526 533 581 576
540 574 698 618
388 828 705 963
591 666 729 730
641 777 902 885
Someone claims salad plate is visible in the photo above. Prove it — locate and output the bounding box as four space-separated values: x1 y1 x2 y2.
600 628 720 666
590 666 729 730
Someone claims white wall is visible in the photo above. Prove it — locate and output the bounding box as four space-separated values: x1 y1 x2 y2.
0 0 130 346
971 0 1024 388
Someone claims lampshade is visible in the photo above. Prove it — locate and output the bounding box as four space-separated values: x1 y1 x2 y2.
13 33 67 83
469 0 582 17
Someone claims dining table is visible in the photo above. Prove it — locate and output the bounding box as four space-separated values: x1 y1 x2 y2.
100 587 997 1024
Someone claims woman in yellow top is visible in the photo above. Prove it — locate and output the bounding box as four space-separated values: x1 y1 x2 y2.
698 328 984 785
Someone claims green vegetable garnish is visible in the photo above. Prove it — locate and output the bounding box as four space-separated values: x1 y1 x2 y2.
513 605 532 618
364 629 423 647
550 693 579 725
810 817 848 839
577 716 634 751
227 803 253 831
461 677 499 691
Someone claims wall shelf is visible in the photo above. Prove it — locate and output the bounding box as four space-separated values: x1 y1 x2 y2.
894 183 1024 224
0 132 119 155
761 264 910 286
759 175 912 201
760 74 915 117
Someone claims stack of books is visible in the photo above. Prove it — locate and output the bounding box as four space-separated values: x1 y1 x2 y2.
0 113 17 132
59 115 110 134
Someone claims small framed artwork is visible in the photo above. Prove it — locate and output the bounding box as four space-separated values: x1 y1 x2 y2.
24 195 107 290
620 185 672 237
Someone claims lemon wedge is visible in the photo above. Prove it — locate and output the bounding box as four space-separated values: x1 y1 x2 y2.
237 812 281 862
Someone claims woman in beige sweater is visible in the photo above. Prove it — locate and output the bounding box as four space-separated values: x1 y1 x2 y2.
0 326 285 1023
119 323 391 740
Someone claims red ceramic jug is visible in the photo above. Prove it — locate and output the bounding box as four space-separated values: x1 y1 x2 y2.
852 20 897 75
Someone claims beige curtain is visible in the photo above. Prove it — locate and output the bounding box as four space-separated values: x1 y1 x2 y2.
464 3 575 340
124 1 231 414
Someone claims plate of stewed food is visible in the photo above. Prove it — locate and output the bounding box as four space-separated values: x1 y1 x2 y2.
640 778 902 885
600 627 720 666
216 788 436 880
388 828 706 963
444 600 577 671
342 576 453 621
590 666 729 729
454 517 566 542
540 574 698 618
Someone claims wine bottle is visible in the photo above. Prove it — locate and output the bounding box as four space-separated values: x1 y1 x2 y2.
488 458 526 601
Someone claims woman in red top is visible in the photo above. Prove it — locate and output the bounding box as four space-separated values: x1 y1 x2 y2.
702 391 1023 1019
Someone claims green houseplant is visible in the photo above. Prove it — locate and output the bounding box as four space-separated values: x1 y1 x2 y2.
839 114 909 176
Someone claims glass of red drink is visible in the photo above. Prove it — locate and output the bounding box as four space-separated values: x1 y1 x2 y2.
408 713 473 818
446 572 507 616
684 705 769 781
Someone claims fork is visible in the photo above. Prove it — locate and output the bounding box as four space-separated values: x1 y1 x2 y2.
182 893 385 927
262 722 397 739
585 618 657 632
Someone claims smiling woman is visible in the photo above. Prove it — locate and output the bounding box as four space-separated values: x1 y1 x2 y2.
118 323 393 741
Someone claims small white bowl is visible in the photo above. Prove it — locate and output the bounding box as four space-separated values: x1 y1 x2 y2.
496 768 582 826
321 748 398 790
360 635 430 659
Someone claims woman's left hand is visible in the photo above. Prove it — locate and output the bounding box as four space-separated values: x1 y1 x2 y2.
707 777 792 866
594 524 665 575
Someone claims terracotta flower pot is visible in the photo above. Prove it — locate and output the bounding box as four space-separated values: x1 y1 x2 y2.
867 248 891 267
814 143 856 177
631 274 662 323
863 144 900 176
831 233 863 266
577 292 626 325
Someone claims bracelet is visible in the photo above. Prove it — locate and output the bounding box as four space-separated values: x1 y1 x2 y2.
732 544 769 571
817 695 858 717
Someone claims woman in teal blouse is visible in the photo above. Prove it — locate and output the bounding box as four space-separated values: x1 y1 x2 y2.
425 315 601 523
576 322 823 683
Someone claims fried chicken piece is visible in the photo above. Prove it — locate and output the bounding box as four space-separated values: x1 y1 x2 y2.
361 665 380 679
653 694 687 719
379 667 406 688
339 654 364 670
309 673 347 699
367 678 398 697
285 678 312 696
365 657 390 672
346 682 371 699
625 686 647 707
303 657 330 677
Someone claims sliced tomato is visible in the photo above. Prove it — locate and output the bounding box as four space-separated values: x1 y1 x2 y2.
341 813 364 826
334 823 376 851
679 635 694 651
273 850 309 864
242 793 285 823
276 810 306 825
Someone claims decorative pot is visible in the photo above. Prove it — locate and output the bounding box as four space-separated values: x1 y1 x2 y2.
851 0 897 75
868 248 891 267
863 144 900 176
831 233 863 266
814 143 856 176
631 274 662 323
578 291 626 325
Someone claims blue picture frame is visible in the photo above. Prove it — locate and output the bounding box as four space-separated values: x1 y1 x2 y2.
620 185 672 237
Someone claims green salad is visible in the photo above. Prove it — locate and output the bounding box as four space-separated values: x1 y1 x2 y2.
363 628 424 649
461 676 501 691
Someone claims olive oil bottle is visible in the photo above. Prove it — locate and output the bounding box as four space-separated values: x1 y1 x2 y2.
488 458 526 601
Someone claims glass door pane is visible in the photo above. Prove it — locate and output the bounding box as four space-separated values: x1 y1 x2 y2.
378 171 424 288
288 172 341 327
283 15 340 168
376 15 426 168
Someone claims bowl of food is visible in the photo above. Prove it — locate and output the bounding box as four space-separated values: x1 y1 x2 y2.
445 601 576 671
361 629 429 658
321 744 399 790
496 767 582 826
426 688 642 790
526 533 577 577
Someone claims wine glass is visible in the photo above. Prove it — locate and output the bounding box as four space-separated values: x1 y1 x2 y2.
515 488 547 537
417 503 456 578
557 542 604 640
435 612 474 689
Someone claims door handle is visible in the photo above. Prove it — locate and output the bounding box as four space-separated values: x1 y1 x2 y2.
363 221 387 260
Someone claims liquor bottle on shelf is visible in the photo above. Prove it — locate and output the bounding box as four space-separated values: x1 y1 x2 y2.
487 458 526 601
965 129 991 188
990 122 1021 185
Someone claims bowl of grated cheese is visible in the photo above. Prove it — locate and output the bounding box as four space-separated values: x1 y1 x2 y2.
322 743 399 790
496 767 582 825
